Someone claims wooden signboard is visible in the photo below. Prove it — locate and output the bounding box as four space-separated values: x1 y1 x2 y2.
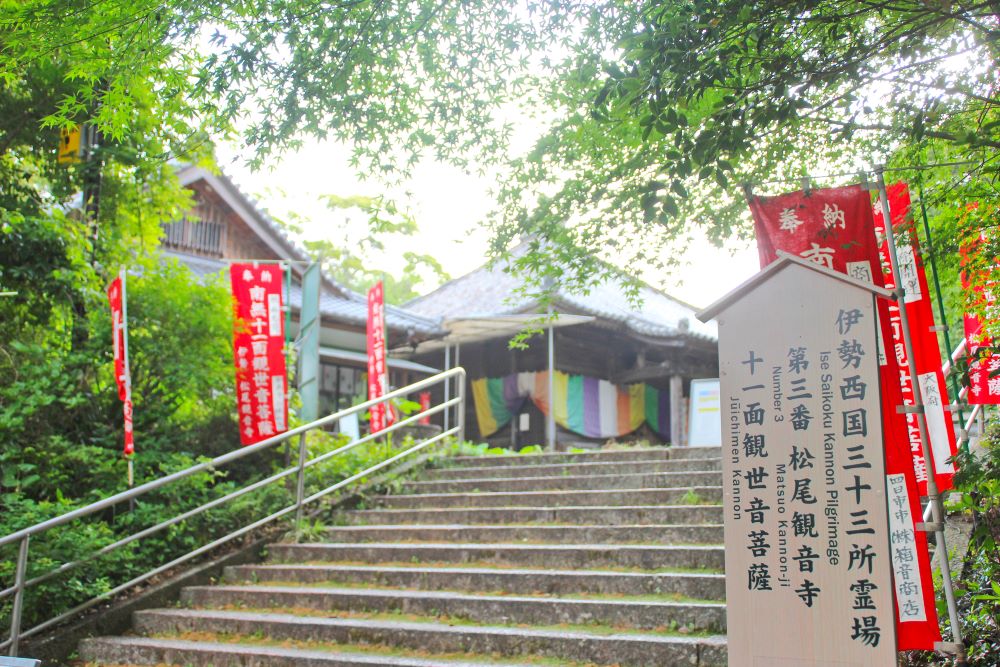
699 255 897 666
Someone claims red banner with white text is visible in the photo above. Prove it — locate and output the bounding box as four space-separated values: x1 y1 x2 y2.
367 281 389 433
873 182 957 490
749 184 941 650
231 263 288 446
107 275 134 456
962 231 1000 404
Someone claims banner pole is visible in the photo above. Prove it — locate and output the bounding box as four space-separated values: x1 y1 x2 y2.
284 262 292 468
443 344 451 433
121 268 135 510
381 275 390 457
914 175 967 430
876 167 966 663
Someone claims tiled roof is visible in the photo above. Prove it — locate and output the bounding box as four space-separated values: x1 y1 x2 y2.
406 243 717 341
165 253 442 338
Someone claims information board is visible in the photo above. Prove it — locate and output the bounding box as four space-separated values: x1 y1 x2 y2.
688 378 721 446
701 258 896 665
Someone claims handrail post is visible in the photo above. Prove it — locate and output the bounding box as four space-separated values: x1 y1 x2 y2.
9 535 29 656
457 370 466 445
294 432 308 526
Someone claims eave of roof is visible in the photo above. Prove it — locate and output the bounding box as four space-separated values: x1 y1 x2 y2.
405 242 717 342
168 250 443 336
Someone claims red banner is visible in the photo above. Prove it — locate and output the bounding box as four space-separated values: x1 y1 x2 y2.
367 281 389 433
231 263 288 446
962 231 1000 404
873 183 957 490
107 275 134 456
418 391 432 425
749 184 941 650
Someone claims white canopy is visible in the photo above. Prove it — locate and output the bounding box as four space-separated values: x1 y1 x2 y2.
407 313 595 352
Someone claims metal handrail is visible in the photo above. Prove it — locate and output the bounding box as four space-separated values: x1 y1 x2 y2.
917 336 984 525
0 366 467 656
941 337 967 378
924 402 983 526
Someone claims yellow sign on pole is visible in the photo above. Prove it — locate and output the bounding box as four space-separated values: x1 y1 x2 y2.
58 126 81 164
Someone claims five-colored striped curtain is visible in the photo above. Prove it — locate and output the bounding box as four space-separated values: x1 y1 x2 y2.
471 371 671 440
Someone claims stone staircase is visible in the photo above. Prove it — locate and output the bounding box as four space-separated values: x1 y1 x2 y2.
80 446 727 667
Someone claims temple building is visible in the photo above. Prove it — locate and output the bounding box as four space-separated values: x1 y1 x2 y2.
401 242 719 449
164 164 444 417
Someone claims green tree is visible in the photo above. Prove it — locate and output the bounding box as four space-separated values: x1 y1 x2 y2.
487 1 1000 307
274 193 450 304
0 0 547 172
6 1 999 316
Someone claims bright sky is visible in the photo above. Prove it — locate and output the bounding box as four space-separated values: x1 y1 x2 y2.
217 137 761 309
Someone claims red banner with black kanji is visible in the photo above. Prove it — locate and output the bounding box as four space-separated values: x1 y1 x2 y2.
873 182 957 490
107 275 134 456
231 263 288 446
367 281 389 433
749 184 941 650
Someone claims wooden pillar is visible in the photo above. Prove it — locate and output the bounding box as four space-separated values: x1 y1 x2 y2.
669 374 683 446
546 309 556 451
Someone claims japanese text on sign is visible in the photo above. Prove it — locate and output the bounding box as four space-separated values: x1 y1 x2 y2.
714 261 895 665
231 263 288 446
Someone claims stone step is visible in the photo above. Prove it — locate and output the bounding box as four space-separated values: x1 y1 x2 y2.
130 608 728 667
79 636 579 667
423 458 721 480
181 584 727 631
659 446 722 460
223 563 726 600
267 542 725 570
446 447 721 469
375 486 723 509
344 505 722 526
322 523 722 545
402 470 723 494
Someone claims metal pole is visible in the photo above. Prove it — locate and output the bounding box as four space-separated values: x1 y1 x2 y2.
876 167 966 662
284 262 292 350
294 432 308 526
283 262 293 468
547 306 556 451
443 344 451 433
121 268 135 505
9 535 29 656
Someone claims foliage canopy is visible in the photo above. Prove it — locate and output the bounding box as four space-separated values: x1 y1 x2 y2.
6 1 997 310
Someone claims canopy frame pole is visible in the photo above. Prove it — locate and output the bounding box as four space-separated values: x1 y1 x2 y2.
455 343 462 443
443 344 451 433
